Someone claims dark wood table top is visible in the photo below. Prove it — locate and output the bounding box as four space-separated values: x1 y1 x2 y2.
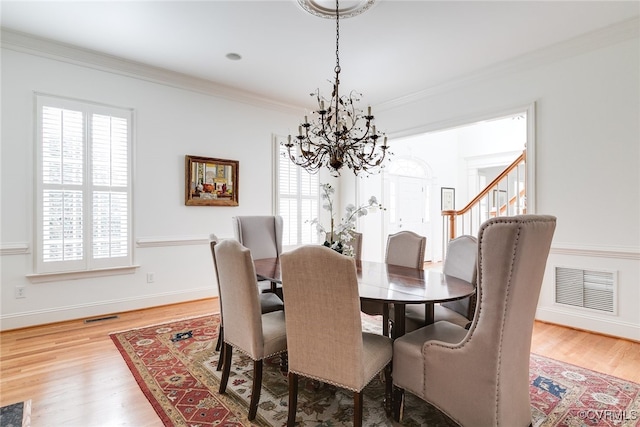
254 258 474 304
253 257 475 333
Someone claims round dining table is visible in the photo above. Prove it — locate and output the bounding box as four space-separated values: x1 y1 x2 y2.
253 257 475 339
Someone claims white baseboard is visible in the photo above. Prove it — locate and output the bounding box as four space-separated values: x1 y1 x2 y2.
0 288 215 331
536 306 640 342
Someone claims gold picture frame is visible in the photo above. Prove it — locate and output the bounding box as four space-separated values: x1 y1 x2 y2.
185 155 239 206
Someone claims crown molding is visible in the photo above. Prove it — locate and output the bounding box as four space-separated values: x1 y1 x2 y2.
2 17 637 114
378 17 640 112
0 28 304 115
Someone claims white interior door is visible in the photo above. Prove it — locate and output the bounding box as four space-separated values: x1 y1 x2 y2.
388 175 430 260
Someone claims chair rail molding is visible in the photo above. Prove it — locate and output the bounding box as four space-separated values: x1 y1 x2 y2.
550 243 640 260
0 242 30 256
136 235 212 248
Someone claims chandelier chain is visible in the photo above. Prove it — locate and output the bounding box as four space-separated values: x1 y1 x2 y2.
335 0 340 73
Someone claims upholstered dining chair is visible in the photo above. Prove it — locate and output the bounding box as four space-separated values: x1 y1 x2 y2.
404 235 478 331
371 230 427 336
385 230 426 269
280 245 393 427
213 238 287 421
209 235 284 371
232 215 283 295
392 215 556 426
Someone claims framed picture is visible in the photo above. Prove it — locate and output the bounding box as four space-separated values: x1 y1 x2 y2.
185 155 239 206
441 187 455 211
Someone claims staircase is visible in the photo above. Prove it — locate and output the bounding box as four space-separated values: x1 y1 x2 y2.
442 150 526 246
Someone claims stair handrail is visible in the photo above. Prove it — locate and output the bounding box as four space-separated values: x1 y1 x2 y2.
442 150 526 240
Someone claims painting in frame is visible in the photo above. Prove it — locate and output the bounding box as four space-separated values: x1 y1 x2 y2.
185 155 238 206
441 187 455 211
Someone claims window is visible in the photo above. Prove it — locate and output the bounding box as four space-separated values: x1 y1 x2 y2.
35 94 133 274
275 137 319 246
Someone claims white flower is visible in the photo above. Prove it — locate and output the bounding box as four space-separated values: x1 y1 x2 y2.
308 183 384 256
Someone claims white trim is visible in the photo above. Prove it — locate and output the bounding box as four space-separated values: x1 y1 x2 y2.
1 243 30 255
536 306 640 342
550 243 640 260
378 18 639 111
136 235 210 248
2 17 636 114
1 29 302 115
26 265 140 283
0 287 214 331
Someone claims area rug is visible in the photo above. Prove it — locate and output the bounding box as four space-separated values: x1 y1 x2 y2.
110 314 640 426
0 400 31 427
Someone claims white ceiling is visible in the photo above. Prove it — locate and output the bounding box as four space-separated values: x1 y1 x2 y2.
1 1 638 110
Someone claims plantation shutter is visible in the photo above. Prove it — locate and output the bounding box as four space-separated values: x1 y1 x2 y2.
36 95 133 274
276 140 319 246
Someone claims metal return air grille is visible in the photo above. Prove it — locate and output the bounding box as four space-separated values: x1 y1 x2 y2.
555 267 616 313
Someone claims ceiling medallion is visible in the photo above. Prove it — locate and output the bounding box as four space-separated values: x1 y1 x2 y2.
297 0 376 19
284 0 389 177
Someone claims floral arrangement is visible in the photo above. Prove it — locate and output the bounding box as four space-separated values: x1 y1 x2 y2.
309 183 384 257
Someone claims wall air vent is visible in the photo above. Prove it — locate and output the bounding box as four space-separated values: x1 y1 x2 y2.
555 267 616 314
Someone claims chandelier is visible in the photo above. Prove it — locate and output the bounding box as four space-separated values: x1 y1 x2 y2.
284 0 390 176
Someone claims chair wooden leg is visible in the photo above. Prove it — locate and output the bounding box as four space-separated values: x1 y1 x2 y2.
219 343 232 394
353 391 363 427
248 360 263 420
287 372 299 427
215 325 223 351
383 363 392 416
216 326 224 371
392 385 404 422
382 303 389 337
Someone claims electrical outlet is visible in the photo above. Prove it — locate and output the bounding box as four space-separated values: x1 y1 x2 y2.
146 273 155 283
15 286 26 299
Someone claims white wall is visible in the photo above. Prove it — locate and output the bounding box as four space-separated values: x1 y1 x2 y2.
353 27 640 340
0 46 300 330
2 24 639 341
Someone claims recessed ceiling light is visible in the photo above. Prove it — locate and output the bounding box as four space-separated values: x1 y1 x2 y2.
226 53 242 61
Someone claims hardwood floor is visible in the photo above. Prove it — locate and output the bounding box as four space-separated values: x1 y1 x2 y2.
1 298 638 426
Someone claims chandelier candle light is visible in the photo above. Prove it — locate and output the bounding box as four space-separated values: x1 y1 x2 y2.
284 0 390 176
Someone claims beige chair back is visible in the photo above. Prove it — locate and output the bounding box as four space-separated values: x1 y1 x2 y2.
232 215 283 259
441 235 478 318
281 245 367 391
214 239 266 359
421 215 556 426
385 230 426 269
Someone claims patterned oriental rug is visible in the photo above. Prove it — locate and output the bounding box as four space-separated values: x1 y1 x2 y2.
110 314 640 427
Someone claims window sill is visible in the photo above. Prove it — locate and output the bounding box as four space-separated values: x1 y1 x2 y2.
26 265 140 283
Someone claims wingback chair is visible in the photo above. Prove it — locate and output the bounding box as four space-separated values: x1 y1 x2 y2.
209 235 283 371
213 239 287 421
232 215 283 295
280 245 393 427
392 215 556 426
375 231 427 336
405 235 478 331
